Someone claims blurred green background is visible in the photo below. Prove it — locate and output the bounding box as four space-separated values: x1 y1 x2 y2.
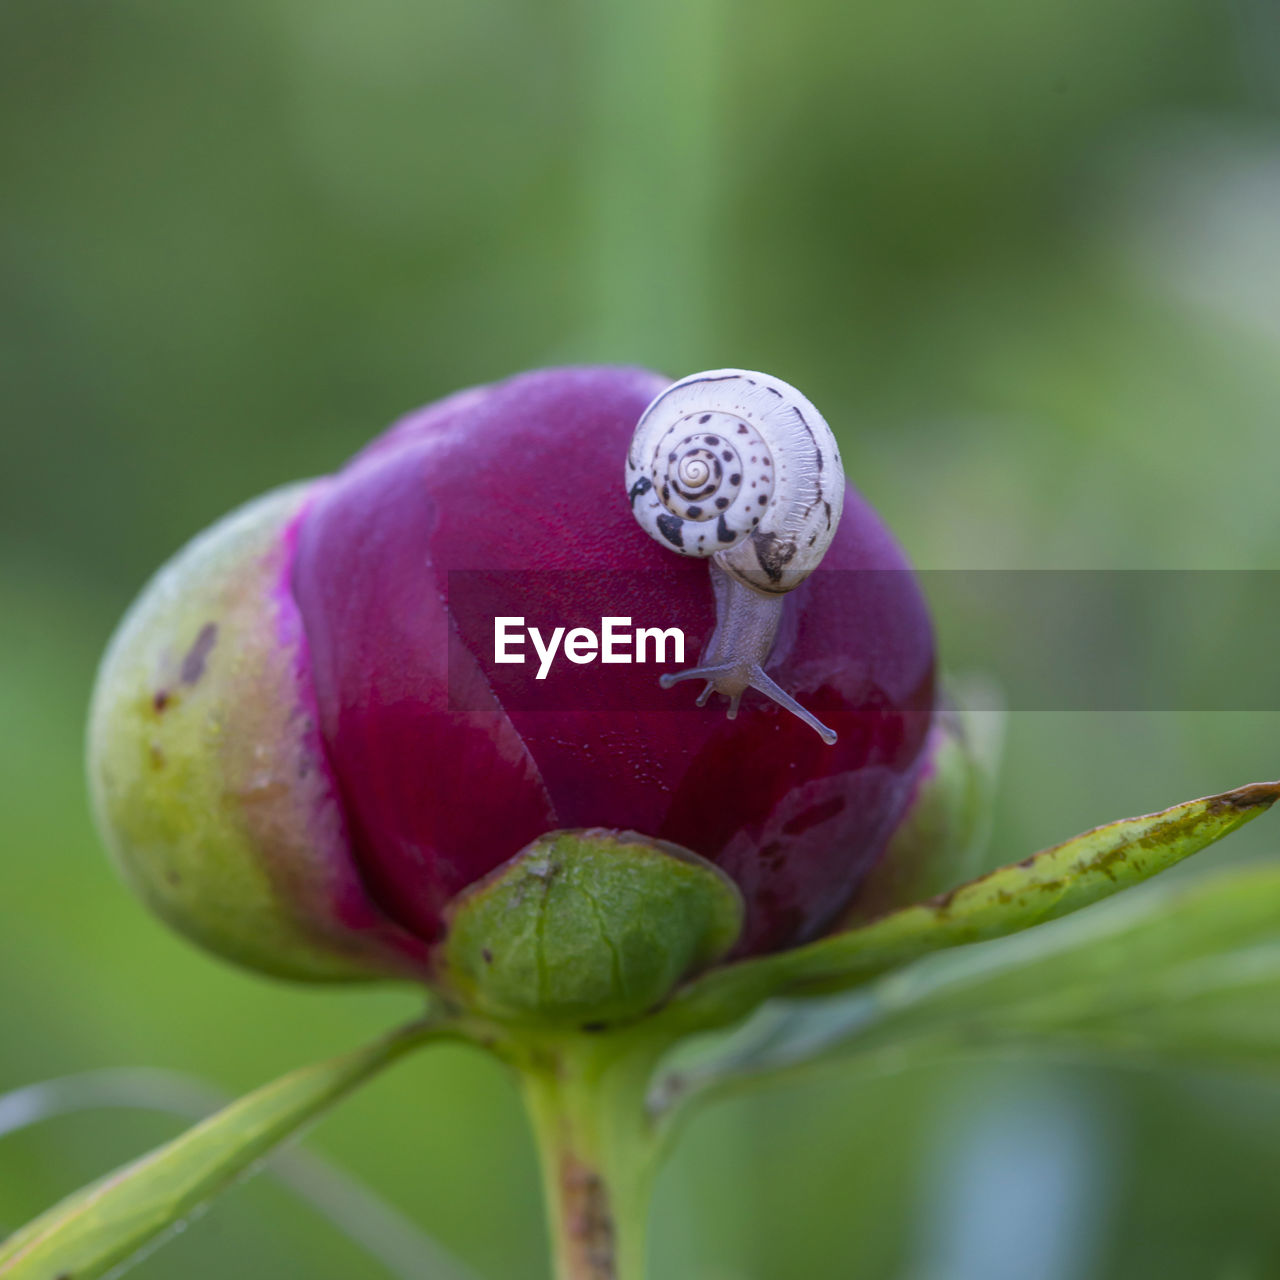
3 1 1280 1277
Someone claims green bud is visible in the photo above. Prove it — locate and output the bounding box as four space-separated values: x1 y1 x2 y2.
437 830 744 1027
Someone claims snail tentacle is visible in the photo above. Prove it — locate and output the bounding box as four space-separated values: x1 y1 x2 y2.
659 662 837 745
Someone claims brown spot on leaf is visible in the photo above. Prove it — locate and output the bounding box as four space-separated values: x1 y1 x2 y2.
930 885 960 914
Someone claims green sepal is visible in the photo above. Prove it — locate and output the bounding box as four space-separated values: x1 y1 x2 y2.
436 829 744 1028
86 484 425 984
654 780 1280 1036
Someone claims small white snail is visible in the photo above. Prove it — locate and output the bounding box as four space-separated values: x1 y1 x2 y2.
625 369 844 744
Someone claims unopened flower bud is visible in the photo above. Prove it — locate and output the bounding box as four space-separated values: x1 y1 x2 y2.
88 367 940 1020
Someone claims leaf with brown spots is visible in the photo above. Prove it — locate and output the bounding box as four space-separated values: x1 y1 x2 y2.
658 780 1280 1034
654 864 1280 1108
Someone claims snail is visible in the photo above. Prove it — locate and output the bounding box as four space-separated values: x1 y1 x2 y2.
625 369 845 744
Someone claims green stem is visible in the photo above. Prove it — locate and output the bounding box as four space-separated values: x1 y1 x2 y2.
574 0 725 365
516 1034 667 1280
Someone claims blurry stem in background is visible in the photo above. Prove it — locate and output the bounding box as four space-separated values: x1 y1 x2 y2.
0 1069 478 1280
0 1020 457 1280
906 1068 1112 1280
573 0 725 364
513 1034 671 1280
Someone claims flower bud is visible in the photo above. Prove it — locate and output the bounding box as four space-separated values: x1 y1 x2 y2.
88 367 938 1012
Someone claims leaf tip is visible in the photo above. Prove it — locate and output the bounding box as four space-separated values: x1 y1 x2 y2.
1210 781 1280 814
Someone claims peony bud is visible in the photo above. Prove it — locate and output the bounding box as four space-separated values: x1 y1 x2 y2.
88 367 939 1015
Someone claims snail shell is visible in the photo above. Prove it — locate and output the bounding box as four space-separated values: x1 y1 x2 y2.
625 369 845 743
625 369 844 594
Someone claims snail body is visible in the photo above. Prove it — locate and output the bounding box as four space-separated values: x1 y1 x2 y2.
625 369 844 743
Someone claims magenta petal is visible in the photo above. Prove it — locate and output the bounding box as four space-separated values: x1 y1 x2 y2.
292 367 936 953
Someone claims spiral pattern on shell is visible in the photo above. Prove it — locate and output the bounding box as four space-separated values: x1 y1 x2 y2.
626 369 844 594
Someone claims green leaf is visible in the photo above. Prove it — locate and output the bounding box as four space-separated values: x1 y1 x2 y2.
0 1021 439 1280
654 865 1280 1106
657 781 1280 1035
0 1067 479 1280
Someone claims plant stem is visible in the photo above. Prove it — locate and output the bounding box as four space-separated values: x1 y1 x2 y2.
573 0 725 366
517 1034 667 1280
